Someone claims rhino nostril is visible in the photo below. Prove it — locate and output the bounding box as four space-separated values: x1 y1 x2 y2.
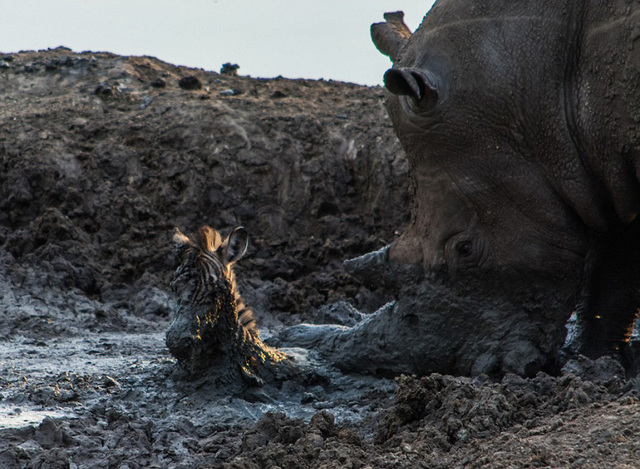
411 71 428 100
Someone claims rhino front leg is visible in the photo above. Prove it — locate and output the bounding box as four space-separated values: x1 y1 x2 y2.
575 219 640 360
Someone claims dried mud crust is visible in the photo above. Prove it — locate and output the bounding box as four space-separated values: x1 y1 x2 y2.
225 371 640 469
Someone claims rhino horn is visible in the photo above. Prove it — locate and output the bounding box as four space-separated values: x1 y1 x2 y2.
371 11 412 62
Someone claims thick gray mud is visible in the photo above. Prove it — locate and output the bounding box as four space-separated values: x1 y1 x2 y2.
2 49 640 468
1 327 394 467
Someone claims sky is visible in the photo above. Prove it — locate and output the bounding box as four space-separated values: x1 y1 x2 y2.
1 1 436 86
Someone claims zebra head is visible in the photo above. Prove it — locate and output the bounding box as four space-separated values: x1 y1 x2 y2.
170 225 248 302
167 225 249 364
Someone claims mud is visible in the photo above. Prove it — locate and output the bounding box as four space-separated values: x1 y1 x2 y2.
277 247 579 378
2 49 640 468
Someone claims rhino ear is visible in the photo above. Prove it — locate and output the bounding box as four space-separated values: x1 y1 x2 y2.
384 68 439 109
222 227 249 265
371 11 412 63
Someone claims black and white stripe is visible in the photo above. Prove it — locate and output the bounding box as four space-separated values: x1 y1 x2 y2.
172 225 257 338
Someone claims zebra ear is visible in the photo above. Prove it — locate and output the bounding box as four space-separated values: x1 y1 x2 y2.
173 228 193 248
223 226 248 265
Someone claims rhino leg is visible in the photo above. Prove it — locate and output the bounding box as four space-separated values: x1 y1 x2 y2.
575 219 640 359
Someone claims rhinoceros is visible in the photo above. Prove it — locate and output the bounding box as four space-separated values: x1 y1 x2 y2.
279 0 640 377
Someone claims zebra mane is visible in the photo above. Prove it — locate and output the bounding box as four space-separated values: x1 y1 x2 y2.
192 226 223 254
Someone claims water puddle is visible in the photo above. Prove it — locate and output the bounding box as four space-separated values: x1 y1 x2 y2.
0 403 76 429
0 332 167 378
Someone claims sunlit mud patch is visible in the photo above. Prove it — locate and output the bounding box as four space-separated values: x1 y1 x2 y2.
0 332 168 378
0 404 75 429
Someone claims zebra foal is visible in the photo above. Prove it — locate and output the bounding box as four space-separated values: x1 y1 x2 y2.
166 225 286 384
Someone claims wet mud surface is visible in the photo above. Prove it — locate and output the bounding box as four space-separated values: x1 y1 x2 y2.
2 49 640 468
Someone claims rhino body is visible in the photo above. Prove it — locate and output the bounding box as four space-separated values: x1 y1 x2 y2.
281 0 640 376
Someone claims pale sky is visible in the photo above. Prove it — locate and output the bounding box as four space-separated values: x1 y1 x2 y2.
1 0 436 86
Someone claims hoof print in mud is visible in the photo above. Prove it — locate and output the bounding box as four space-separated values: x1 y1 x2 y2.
166 225 288 385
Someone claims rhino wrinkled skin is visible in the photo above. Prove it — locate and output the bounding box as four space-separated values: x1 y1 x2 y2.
280 0 640 377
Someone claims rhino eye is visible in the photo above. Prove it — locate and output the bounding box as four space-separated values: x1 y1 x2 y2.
456 241 473 258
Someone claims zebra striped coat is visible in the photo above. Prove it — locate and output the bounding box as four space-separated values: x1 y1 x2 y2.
166 225 285 384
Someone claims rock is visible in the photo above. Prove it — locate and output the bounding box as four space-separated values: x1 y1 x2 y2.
219 88 242 96
220 63 240 75
140 95 153 109
150 77 166 88
178 75 202 90
35 418 66 449
94 83 113 97
103 376 121 388
57 55 71 67
25 448 70 469
562 355 626 384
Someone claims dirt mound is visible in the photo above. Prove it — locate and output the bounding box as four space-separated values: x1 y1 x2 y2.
0 47 407 338
220 366 639 469
2 49 640 468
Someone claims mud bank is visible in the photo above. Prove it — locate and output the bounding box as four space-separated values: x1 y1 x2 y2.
2 49 640 468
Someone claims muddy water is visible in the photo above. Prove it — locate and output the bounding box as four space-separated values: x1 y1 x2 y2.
0 406 74 430
0 329 395 428
0 332 167 428
0 320 395 467
0 333 165 378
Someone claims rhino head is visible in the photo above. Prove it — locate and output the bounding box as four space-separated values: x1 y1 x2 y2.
367 1 640 374
366 5 601 375
372 8 589 284
280 3 640 377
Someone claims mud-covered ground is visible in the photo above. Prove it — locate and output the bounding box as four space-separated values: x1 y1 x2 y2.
1 49 640 468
